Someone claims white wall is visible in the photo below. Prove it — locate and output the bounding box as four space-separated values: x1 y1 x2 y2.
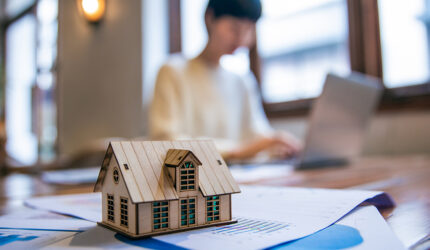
57 0 169 156
270 110 430 156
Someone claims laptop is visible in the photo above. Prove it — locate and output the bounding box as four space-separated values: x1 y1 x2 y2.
293 72 383 169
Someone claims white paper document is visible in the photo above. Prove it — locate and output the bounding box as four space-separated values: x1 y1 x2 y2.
25 193 102 222
46 206 403 249
154 185 394 249
0 229 77 249
329 206 405 250
0 209 93 249
155 206 404 250
269 205 405 249
25 185 394 249
0 209 95 231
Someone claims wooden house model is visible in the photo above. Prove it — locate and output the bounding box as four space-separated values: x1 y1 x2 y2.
94 140 241 238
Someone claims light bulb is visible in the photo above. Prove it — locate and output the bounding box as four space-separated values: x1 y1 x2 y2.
82 0 99 15
79 0 105 23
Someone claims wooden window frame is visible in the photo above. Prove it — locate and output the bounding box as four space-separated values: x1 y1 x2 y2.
169 0 430 118
206 195 220 223
152 201 169 231
179 161 196 191
120 197 129 228
180 197 196 227
107 194 115 222
113 167 119 184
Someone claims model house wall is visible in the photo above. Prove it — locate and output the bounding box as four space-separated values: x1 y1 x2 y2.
101 154 137 235
136 193 231 235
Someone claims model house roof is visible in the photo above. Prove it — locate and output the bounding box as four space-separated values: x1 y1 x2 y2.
94 140 241 203
164 149 202 167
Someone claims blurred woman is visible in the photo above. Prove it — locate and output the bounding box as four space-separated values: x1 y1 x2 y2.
150 0 301 161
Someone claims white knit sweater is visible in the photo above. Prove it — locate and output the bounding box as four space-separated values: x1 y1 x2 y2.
149 55 273 152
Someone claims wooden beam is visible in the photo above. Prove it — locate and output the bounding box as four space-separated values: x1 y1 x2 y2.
168 0 182 53
347 0 383 80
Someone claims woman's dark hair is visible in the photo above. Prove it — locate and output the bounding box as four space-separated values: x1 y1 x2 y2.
206 0 262 22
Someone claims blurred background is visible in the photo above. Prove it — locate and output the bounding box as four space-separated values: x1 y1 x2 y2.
0 0 429 171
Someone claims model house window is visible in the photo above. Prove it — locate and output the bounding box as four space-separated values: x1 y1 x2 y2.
113 168 119 184
180 161 195 191
107 194 114 222
153 201 169 230
206 196 220 222
180 197 196 227
120 197 128 228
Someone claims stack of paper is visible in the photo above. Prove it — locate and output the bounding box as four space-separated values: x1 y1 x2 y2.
17 185 404 249
154 186 401 249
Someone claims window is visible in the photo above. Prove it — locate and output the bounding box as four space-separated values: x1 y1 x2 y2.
153 201 169 230
5 13 38 165
113 168 119 184
180 198 196 227
35 0 58 162
258 0 350 103
107 194 114 222
181 0 207 58
4 0 36 17
379 0 430 88
2 0 58 167
180 161 195 191
120 197 128 228
175 0 430 114
206 196 220 222
180 0 350 104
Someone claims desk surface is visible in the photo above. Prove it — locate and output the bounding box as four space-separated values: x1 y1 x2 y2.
0 154 429 248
